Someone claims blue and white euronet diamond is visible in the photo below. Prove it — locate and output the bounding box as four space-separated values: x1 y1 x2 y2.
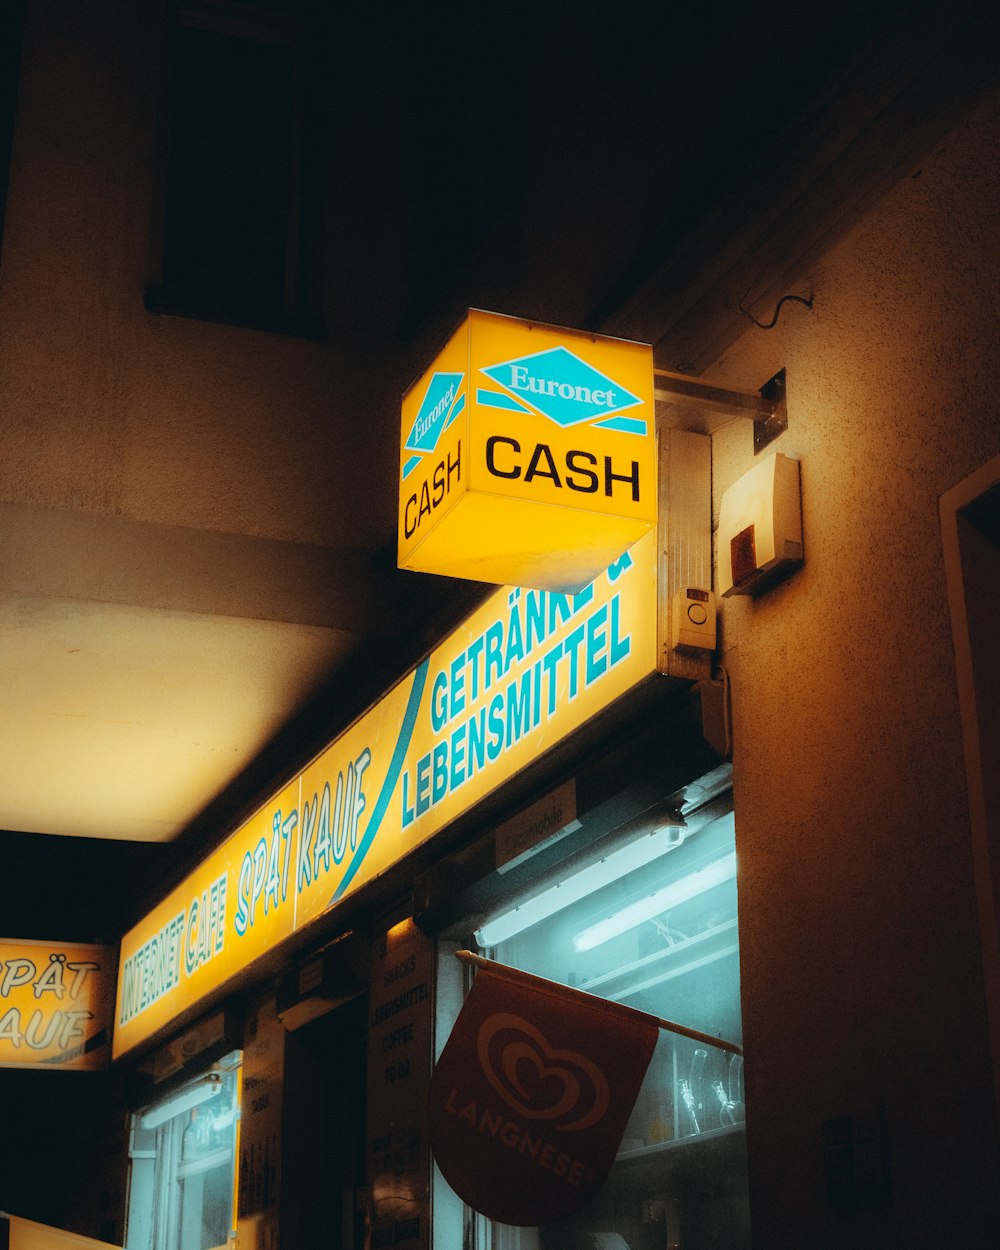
403 371 465 480
405 371 465 454
480 347 646 433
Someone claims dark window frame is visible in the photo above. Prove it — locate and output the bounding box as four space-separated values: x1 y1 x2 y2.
0 1 27 272
145 0 326 339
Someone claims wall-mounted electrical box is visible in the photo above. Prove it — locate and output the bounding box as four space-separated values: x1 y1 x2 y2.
658 428 714 682
718 452 803 597
671 587 717 651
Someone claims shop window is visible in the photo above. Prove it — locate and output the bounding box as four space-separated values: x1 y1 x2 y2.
436 789 750 1250
941 460 1000 1113
397 6 523 336
146 0 325 337
127 1051 242 1250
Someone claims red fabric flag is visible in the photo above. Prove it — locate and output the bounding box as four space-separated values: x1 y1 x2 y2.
427 956 658 1226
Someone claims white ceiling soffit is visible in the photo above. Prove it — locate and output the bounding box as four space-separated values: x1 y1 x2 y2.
0 502 404 842
0 591 360 841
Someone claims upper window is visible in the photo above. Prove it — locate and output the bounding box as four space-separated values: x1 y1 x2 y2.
0 2 27 269
147 1 324 337
397 6 524 336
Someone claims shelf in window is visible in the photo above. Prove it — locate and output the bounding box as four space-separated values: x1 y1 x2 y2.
177 1146 233 1180
616 1122 746 1163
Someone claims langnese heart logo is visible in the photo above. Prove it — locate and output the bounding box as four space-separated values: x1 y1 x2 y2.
476 1012 611 1132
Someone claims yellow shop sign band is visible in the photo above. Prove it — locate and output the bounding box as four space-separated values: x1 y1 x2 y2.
114 532 659 1059
0 938 115 1070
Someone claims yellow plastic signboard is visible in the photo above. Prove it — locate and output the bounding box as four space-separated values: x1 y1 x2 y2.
0 937 115 1070
3 1213 126 1250
398 310 656 591
114 532 659 1058
114 780 299 1059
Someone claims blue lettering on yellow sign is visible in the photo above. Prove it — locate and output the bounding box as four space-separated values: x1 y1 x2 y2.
185 872 229 976
404 372 465 458
298 748 372 893
331 664 429 905
400 551 634 831
118 914 185 1025
229 808 291 940
480 347 645 432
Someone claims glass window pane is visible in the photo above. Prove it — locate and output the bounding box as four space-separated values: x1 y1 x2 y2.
128 1052 241 1250
464 797 750 1250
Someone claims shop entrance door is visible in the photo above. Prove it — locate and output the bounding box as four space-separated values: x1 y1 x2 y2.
281 995 367 1250
941 458 1000 1120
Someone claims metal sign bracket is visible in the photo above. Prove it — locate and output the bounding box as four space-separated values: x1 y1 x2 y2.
653 366 788 454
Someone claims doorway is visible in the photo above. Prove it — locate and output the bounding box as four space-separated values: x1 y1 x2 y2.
941 457 1000 1122
281 994 368 1250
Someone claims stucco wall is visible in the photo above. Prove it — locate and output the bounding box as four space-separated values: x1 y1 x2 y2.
0 0 405 550
707 86 1000 1246
4 2 999 1241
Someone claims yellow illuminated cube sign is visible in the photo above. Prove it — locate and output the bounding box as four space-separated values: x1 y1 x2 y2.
398 310 657 591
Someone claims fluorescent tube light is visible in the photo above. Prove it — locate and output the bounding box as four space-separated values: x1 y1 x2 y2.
573 851 737 952
475 820 687 947
139 1074 222 1130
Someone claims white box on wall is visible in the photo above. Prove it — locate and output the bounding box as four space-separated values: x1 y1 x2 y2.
718 452 803 597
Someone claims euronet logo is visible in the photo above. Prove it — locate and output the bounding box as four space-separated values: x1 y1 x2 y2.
479 346 647 436
402 370 465 481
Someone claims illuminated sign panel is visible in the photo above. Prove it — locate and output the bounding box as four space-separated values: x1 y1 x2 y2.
0 938 115 1070
114 533 659 1058
115 782 299 1054
398 310 656 592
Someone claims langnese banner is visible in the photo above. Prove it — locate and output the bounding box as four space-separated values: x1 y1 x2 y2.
427 956 658 1226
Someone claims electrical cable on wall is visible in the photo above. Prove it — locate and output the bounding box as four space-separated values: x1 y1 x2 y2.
737 282 814 330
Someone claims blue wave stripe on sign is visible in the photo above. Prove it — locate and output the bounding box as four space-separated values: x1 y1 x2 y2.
445 391 466 429
476 388 534 414
331 657 429 904
593 415 648 435
401 454 422 480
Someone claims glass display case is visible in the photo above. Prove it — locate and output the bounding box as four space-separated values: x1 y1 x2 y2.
126 1051 242 1250
445 794 749 1250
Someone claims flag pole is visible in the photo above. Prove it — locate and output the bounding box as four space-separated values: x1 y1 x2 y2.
455 950 743 1057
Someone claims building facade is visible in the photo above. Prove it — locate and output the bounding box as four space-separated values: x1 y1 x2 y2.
1 2 998 1248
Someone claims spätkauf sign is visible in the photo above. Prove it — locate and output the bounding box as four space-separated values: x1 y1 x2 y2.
0 938 115 1070
427 956 658 1226
114 534 660 1059
398 310 656 592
